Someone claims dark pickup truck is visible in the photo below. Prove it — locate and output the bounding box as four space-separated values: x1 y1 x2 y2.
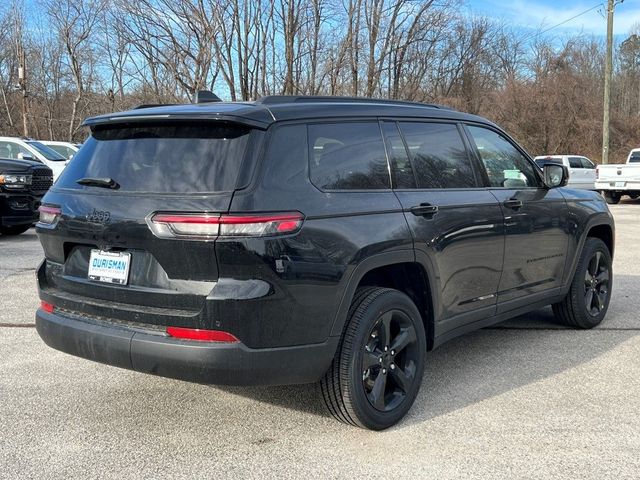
0 158 53 235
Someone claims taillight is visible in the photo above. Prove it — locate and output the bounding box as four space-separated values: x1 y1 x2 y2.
148 212 304 239
596 166 599 180
38 205 61 226
166 326 239 343
40 301 54 313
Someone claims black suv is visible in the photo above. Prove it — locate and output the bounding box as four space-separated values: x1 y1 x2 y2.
35 96 614 429
0 158 53 235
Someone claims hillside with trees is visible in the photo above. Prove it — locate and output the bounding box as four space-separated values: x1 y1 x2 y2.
0 0 638 162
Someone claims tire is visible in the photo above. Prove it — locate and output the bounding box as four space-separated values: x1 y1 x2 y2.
629 194 639 200
603 191 620 205
320 287 426 430
552 238 612 329
0 225 30 236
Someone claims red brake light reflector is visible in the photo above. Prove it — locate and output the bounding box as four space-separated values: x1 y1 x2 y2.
166 326 239 343
152 214 221 224
38 205 61 225
40 301 54 313
148 212 304 239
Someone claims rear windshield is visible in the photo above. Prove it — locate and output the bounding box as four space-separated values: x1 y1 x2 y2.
55 123 251 193
27 141 67 161
629 152 640 163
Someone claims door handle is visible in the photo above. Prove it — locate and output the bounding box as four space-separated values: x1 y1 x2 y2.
503 198 523 210
410 203 439 217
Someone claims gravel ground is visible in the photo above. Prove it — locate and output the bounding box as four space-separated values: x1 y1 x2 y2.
0 201 639 479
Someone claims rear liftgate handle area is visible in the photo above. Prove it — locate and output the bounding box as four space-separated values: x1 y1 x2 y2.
410 203 439 218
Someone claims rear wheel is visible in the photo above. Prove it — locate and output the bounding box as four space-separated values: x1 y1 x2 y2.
0 225 30 236
320 287 426 430
603 191 621 204
552 238 612 328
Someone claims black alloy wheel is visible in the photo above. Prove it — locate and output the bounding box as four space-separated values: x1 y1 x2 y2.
320 287 426 430
553 237 612 328
362 309 419 412
584 251 610 317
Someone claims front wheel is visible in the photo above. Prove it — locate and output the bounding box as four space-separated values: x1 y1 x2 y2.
552 238 612 328
320 287 426 430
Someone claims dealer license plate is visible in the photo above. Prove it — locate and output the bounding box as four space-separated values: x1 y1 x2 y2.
614 182 626 188
88 250 131 285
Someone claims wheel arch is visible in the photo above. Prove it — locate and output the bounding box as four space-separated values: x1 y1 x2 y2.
587 223 614 258
330 251 439 351
563 215 615 288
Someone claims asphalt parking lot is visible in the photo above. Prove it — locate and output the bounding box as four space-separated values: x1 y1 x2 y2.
1 202 639 479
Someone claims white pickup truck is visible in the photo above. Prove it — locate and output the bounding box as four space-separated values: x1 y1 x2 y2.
595 148 640 204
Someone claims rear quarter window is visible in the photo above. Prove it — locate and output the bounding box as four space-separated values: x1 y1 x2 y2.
308 122 390 190
55 123 252 193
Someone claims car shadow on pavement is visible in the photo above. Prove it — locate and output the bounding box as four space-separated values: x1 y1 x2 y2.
214 279 638 427
0 227 37 241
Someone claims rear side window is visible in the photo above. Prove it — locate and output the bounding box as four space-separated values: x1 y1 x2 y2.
398 122 476 189
581 157 595 169
381 122 416 189
55 123 252 193
47 145 76 159
308 122 390 190
568 157 583 168
467 125 539 188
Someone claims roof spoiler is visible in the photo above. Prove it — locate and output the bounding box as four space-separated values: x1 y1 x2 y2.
194 90 222 104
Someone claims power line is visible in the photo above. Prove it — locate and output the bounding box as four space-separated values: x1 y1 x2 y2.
538 3 603 36
518 2 604 44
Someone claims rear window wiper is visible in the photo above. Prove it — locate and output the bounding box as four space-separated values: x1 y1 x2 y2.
76 177 120 189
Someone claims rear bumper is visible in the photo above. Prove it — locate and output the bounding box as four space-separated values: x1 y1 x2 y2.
35 308 339 386
595 181 640 191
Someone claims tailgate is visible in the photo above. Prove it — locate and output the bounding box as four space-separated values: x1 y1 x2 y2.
597 165 640 181
38 191 230 314
36 121 257 326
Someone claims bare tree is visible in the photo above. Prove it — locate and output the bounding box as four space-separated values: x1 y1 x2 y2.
43 0 106 140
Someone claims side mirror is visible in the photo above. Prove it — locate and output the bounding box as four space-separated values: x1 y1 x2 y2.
17 152 35 161
543 164 568 188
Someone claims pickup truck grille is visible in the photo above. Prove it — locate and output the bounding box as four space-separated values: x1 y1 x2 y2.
31 169 53 193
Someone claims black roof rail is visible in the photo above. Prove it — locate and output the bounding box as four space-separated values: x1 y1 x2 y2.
256 95 453 110
194 90 222 104
133 103 177 110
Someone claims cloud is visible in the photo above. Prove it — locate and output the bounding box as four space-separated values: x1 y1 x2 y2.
468 0 640 36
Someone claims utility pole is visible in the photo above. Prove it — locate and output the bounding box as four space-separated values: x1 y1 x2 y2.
18 47 28 138
602 0 622 164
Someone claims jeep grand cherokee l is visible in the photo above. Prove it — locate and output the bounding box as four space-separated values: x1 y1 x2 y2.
35 96 614 430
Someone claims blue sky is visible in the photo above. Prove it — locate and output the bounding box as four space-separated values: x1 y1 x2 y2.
466 0 640 38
